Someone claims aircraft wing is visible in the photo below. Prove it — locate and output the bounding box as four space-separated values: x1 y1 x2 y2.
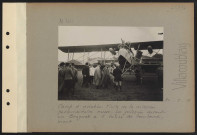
58 44 119 53
58 40 163 53
128 40 163 50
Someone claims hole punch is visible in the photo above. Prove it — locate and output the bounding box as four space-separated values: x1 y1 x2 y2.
6 32 10 35
6 45 9 49
7 102 10 106
6 89 10 93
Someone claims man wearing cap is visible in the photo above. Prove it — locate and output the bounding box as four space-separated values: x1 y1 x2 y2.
113 64 123 91
58 62 65 93
109 63 115 86
94 63 102 89
63 62 74 97
71 63 78 95
82 62 90 87
101 65 110 89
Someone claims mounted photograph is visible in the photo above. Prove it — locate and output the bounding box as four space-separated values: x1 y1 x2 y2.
58 26 163 101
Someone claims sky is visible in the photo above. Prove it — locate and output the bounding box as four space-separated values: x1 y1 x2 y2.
58 26 163 63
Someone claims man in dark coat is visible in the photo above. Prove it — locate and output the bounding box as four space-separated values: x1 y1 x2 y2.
113 64 123 91
82 62 90 87
63 62 74 97
101 65 110 89
71 63 78 95
58 62 65 93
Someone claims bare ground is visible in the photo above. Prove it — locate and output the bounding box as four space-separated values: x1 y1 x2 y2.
58 71 163 101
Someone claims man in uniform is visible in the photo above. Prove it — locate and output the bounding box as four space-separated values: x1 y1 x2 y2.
58 62 65 93
82 62 90 87
71 63 78 95
101 65 110 89
63 62 74 97
113 64 123 91
109 63 115 86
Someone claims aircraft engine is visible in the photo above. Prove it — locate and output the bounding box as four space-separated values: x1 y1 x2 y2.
109 48 116 55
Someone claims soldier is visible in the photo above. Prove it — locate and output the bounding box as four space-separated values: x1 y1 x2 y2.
82 62 90 87
58 62 65 93
113 64 123 91
71 63 78 95
101 65 110 89
63 62 74 97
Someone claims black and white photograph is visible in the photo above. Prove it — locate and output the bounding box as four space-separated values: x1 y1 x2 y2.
58 26 163 101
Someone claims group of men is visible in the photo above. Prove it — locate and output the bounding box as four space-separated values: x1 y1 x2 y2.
58 62 78 97
58 61 123 97
82 62 123 91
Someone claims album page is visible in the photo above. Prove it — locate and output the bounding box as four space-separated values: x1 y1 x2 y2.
26 3 194 132
2 2 195 133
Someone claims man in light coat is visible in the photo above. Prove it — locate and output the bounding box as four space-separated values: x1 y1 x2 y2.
94 63 102 89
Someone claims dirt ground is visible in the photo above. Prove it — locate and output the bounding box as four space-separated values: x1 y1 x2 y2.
58 71 163 101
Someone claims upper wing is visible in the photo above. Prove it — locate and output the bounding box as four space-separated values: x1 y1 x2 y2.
58 43 119 53
58 40 163 53
128 40 163 50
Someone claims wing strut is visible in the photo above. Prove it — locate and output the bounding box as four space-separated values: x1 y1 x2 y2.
83 48 85 64
104 51 106 64
67 49 69 61
72 52 74 60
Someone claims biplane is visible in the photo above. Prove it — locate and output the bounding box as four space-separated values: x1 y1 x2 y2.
58 39 163 84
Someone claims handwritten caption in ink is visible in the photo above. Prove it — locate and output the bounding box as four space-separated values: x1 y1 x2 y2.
57 104 166 124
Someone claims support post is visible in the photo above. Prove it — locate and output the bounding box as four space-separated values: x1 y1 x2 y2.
87 52 89 61
83 49 85 64
67 49 69 62
101 48 102 58
104 51 106 64
72 52 74 60
123 61 127 72
101 48 103 64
